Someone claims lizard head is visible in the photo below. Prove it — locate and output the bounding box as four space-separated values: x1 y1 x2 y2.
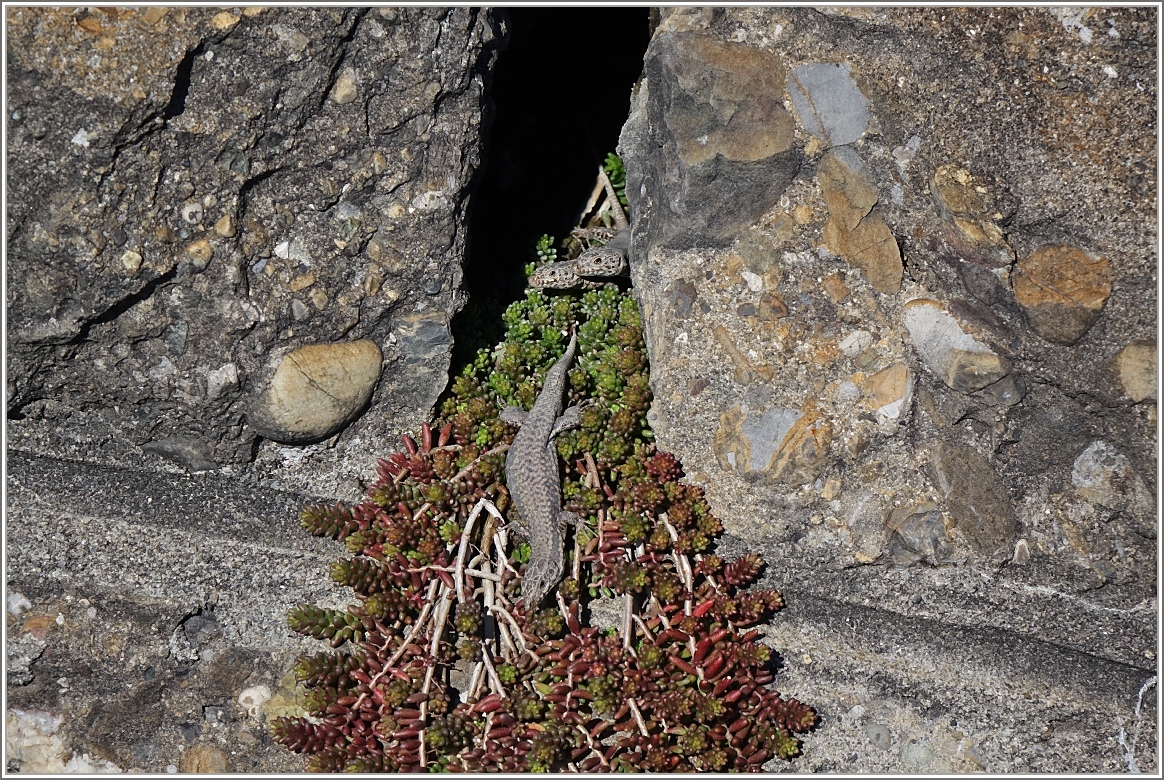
520 554 565 607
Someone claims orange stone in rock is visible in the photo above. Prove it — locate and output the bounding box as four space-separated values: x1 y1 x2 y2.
1012 244 1111 345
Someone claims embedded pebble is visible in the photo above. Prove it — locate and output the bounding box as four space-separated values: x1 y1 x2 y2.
119 250 142 276
839 330 874 357
818 148 903 293
178 744 228 773
787 62 871 146
865 722 893 750
180 202 204 225
183 239 213 271
1012 244 1111 345
928 440 1018 557
1071 441 1153 528
714 405 832 485
901 298 1010 392
1114 343 1156 402
929 165 1013 267
331 68 358 104
861 362 912 422
886 502 955 566
237 685 272 718
248 339 383 443
210 11 240 30
213 214 236 237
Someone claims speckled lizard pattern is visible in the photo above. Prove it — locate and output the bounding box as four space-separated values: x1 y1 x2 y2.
499 331 583 605
528 228 630 290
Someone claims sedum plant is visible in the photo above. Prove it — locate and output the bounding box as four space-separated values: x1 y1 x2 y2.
273 276 815 772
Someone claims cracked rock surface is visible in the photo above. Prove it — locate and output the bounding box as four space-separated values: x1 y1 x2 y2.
7 6 503 497
6 6 504 772
622 6 1156 773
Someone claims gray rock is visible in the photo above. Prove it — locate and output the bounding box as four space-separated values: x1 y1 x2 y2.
623 6 1155 773
787 62 872 147
929 440 1018 559
620 31 802 248
6 6 504 495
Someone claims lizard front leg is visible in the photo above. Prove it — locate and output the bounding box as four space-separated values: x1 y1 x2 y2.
549 404 584 439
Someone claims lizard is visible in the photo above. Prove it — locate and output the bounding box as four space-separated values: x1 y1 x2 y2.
499 331 584 606
528 228 630 291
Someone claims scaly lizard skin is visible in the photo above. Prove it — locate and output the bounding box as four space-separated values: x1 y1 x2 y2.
528 229 630 291
500 331 584 605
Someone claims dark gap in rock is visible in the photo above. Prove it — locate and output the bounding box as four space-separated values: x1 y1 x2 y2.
162 44 200 120
451 7 652 372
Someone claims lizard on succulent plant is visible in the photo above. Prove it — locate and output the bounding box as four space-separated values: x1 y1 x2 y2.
528 228 630 291
499 331 584 606
529 163 631 291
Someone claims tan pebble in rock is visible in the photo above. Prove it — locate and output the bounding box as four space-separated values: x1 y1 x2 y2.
757 292 788 321
213 214 236 237
668 37 796 166
288 272 315 292
861 362 913 422
142 7 168 25
822 272 850 303
714 405 831 485
119 250 142 276
248 340 382 444
184 239 213 271
1012 244 1111 345
818 148 903 294
178 744 229 773
210 11 240 30
1114 342 1156 402
901 299 1011 392
331 68 358 104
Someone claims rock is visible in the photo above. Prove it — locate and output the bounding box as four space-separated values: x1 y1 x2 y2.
7 632 47 686
901 299 1011 392
179 744 229 773
248 340 383 444
818 148 903 294
885 502 957 566
787 61 872 147
620 31 801 247
714 405 832 485
238 685 273 718
6 7 502 492
861 363 913 423
1071 440 1154 535
622 6 1156 775
929 165 1014 268
141 436 219 472
928 441 1018 558
1012 244 1112 345
1115 343 1156 402
6 709 121 773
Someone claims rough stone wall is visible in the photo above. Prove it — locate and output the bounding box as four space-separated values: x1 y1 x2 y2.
6 7 503 772
7 6 502 498
620 6 1156 772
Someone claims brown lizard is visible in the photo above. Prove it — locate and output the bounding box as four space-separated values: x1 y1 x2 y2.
499 331 584 606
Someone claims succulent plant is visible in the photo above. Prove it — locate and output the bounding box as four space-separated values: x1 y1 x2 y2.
274 269 815 772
